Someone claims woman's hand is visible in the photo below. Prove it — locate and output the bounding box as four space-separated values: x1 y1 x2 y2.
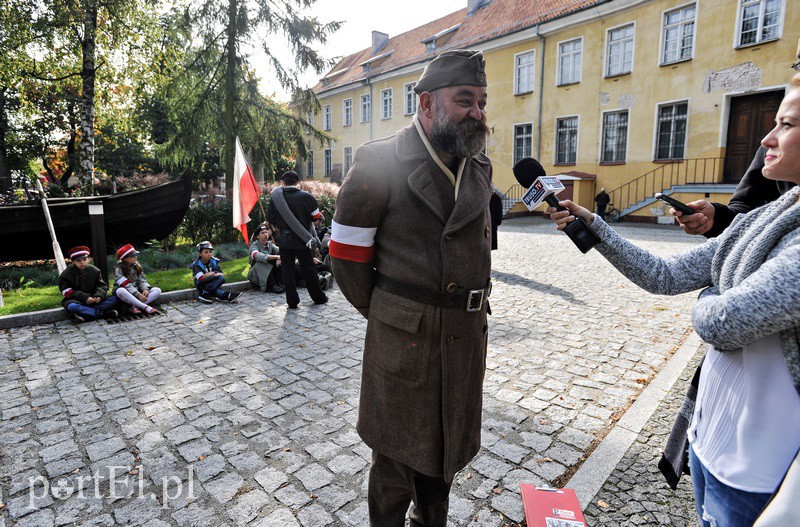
674 200 715 235
546 200 594 231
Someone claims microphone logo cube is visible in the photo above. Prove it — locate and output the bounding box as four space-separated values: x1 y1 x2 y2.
521 177 565 211
522 180 545 210
540 177 565 192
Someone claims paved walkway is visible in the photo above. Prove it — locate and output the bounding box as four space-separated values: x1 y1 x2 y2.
1 217 704 526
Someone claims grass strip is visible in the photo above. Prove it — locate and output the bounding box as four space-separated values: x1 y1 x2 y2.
0 257 250 316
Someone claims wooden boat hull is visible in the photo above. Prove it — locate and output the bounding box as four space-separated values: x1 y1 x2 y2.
1 174 192 262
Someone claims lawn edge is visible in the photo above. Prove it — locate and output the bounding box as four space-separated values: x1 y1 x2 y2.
0 281 252 331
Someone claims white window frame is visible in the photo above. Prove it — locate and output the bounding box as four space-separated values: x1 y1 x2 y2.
556 37 583 86
306 150 314 177
342 99 352 127
404 83 417 115
304 112 313 135
653 99 690 161
343 146 353 174
660 4 696 65
513 123 533 166
735 0 784 47
323 149 332 177
554 115 579 165
323 105 332 131
604 22 636 78
381 88 393 120
360 93 371 123
513 50 535 95
600 109 630 163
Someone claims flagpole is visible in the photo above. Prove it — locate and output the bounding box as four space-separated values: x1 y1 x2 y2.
258 197 266 223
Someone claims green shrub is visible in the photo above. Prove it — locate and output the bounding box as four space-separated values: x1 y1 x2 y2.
317 195 336 226
212 243 249 261
0 264 59 290
134 248 194 270
178 200 241 244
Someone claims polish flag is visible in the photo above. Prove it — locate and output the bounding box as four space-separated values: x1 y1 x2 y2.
233 137 261 242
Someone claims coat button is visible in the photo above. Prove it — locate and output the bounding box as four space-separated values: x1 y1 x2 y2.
445 234 453 241
446 282 457 293
447 336 454 345
485 226 490 237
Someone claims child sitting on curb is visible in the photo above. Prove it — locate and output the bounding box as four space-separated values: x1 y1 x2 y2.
58 246 119 323
112 244 161 314
191 241 241 304
247 223 284 294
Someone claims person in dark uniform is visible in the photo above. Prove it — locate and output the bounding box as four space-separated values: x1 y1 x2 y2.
331 49 492 527
489 189 503 250
266 171 328 309
594 187 610 219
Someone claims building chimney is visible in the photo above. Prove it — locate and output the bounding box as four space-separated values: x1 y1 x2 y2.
467 0 488 15
372 31 389 54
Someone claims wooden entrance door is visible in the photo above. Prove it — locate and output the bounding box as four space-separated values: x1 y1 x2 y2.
724 90 784 182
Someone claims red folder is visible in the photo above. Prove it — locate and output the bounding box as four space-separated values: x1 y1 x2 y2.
520 484 588 527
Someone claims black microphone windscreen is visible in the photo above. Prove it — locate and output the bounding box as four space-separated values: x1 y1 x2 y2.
512 157 546 188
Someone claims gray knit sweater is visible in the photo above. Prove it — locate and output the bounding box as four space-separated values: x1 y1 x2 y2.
589 186 800 395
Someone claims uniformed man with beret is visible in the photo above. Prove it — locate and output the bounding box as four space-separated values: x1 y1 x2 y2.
330 50 493 526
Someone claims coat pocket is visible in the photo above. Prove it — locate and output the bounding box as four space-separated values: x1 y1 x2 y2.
364 288 431 386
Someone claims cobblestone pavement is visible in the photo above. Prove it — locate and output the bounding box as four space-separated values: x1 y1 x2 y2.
583 343 703 527
1 217 703 527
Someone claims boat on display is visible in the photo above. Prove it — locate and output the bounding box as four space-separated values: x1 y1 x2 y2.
0 173 192 262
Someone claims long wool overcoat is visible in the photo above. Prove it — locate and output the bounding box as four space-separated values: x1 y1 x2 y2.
331 123 493 480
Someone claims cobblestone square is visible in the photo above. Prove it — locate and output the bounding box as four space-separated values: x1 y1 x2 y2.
1 218 703 526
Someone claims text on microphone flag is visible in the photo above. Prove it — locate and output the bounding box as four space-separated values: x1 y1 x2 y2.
541 177 565 191
522 186 545 210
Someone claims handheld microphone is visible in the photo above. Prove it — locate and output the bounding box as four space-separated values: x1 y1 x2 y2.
512 158 601 254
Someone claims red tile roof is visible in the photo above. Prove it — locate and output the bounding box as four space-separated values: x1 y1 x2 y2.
314 0 600 94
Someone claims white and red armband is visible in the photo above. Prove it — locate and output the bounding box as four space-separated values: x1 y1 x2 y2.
116 276 131 288
329 221 377 263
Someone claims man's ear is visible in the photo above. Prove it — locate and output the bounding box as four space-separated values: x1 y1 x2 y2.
419 92 434 119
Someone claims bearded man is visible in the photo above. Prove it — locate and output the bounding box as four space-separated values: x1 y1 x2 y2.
330 50 493 527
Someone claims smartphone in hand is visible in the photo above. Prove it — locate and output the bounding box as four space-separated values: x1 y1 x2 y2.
654 192 696 216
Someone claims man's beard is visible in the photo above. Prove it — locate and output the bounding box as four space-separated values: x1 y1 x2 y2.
428 105 489 159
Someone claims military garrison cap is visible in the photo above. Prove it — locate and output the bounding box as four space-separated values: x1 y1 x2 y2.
414 50 487 94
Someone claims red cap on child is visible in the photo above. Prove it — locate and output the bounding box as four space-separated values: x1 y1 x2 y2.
67 246 90 259
116 244 139 260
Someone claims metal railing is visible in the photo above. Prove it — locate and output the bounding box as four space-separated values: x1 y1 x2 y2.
500 184 525 215
606 157 725 217
500 157 726 219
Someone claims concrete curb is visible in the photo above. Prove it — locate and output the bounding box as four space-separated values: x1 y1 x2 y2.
566 331 704 509
0 281 253 331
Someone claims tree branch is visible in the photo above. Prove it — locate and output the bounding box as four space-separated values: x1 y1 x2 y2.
21 69 82 83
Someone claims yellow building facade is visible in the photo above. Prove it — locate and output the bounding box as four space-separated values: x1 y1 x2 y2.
305 0 798 220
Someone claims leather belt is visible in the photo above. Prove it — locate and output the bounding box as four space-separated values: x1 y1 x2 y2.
375 274 491 312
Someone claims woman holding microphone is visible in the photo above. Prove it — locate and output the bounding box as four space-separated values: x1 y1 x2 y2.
548 75 800 526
